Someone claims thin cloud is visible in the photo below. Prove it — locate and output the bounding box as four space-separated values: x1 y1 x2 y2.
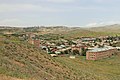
46 0 76 3
0 3 98 13
0 18 22 26
0 3 64 13
0 0 120 27
86 21 120 27
93 0 120 3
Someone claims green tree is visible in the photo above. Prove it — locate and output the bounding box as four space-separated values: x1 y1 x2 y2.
81 48 87 56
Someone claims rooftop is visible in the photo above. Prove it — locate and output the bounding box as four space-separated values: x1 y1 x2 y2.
88 47 116 52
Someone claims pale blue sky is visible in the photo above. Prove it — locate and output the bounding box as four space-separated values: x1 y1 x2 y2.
0 0 120 27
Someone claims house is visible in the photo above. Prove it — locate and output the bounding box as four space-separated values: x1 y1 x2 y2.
71 44 87 55
28 33 36 39
50 54 58 57
116 47 120 50
28 38 40 47
3 32 14 35
81 37 96 42
27 32 40 47
86 47 117 60
34 39 40 47
55 51 61 54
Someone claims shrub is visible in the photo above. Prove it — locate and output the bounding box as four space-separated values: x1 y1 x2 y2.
3 40 10 44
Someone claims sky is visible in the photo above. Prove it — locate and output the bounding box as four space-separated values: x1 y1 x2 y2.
0 0 120 27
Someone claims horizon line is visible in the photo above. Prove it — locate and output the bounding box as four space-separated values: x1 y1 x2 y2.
0 23 119 28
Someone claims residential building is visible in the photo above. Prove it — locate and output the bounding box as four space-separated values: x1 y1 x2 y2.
86 47 117 60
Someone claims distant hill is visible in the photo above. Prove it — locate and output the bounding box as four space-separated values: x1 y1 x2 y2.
62 28 118 39
1 25 120 39
86 24 120 33
23 26 79 35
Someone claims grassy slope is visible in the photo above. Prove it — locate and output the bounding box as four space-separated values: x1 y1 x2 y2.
63 29 117 39
2 34 112 80
54 55 120 80
0 74 23 80
0 35 79 80
62 24 120 39
86 24 120 33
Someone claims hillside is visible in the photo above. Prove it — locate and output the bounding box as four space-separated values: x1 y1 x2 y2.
0 34 80 80
23 26 80 35
55 55 120 80
33 25 120 39
0 74 23 80
87 24 120 33
1 34 111 80
62 29 116 39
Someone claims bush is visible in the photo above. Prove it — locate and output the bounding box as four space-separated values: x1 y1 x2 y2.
3 40 10 44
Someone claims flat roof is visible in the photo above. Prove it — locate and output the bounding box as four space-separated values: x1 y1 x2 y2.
88 47 116 52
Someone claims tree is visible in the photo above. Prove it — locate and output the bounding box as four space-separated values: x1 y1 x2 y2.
81 48 87 56
72 50 79 55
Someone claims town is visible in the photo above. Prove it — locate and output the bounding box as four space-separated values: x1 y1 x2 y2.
3 30 120 60
1 26 120 80
1 0 120 79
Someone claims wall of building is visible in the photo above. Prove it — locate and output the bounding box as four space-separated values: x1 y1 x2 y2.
28 39 40 47
86 49 117 60
34 40 40 47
